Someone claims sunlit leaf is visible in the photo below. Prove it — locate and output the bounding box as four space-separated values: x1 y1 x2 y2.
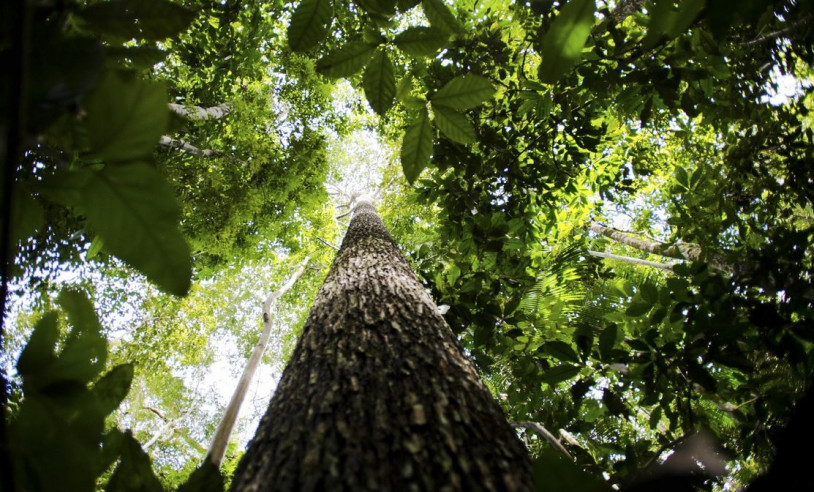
316 41 378 78
84 70 169 163
421 0 463 35
393 26 449 56
432 104 475 144
82 162 191 296
401 107 432 184
287 0 333 52
538 0 595 84
78 0 196 40
363 49 396 115
431 75 495 111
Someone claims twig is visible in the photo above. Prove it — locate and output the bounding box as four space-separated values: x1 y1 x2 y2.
511 421 573 461
588 250 675 271
316 237 339 251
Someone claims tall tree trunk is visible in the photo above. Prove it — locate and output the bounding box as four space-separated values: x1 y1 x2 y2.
206 257 310 467
231 197 534 491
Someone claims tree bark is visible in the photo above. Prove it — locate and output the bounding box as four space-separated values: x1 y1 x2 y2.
168 102 231 120
206 257 310 468
230 197 534 491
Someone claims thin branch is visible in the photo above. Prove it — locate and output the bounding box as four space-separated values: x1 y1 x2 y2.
511 421 573 461
158 136 247 164
588 250 675 271
741 14 814 46
316 237 339 251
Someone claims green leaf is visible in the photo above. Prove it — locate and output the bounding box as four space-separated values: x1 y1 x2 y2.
598 325 618 358
316 41 378 78
17 312 59 381
56 290 107 385
643 0 704 48
541 363 580 384
542 341 580 363
106 431 163 492
432 104 475 144
401 107 433 184
430 75 495 111
639 282 659 303
10 186 45 246
178 461 225 492
531 448 612 492
422 0 463 35
363 49 396 115
287 0 333 52
393 26 449 56
59 288 103 334
105 46 168 70
93 364 134 416
82 162 191 296
538 0 595 84
78 0 196 40
87 236 105 260
84 70 169 163
625 300 652 317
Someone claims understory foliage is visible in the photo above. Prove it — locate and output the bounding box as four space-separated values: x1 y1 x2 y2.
2 0 813 489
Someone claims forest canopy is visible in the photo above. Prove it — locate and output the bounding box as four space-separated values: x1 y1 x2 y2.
1 0 813 489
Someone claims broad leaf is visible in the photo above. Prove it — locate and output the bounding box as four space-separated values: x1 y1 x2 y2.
316 41 378 78
531 449 612 492
541 364 581 384
105 46 168 70
106 431 163 492
78 0 196 40
431 75 495 111
393 26 449 56
56 289 107 384
93 364 134 415
287 0 333 52
16 312 59 381
542 341 580 363
422 0 463 35
401 107 433 184
178 461 225 492
81 163 191 296
363 49 396 115
84 70 169 163
538 0 595 84
432 104 475 144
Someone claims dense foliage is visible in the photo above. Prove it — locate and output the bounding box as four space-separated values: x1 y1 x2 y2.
2 0 813 489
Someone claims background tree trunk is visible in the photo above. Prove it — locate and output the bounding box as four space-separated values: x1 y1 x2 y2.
230 197 534 491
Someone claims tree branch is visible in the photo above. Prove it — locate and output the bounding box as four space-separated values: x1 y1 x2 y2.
158 136 247 164
588 250 675 271
168 102 231 121
589 222 733 274
511 421 574 461
206 257 311 468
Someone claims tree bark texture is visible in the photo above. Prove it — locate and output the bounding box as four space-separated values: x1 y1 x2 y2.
230 199 534 491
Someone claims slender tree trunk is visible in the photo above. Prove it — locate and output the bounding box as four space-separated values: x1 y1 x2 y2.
587 250 674 271
231 197 534 491
589 222 733 274
206 257 310 467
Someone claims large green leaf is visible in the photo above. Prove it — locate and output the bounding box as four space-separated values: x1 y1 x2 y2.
105 46 169 70
81 163 191 296
422 0 463 35
93 364 134 416
287 0 333 52
531 449 612 492
538 0 595 84
106 431 163 492
432 104 475 144
401 107 433 184
393 26 449 56
56 289 107 385
16 312 59 381
542 341 580 363
430 75 495 111
363 49 396 115
316 41 378 78
84 70 169 163
541 363 581 385
78 0 196 40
